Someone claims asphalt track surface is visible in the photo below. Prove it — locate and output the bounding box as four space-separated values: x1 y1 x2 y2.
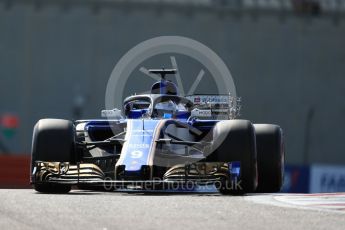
0 189 344 230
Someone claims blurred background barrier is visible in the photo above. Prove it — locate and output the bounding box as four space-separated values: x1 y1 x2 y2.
309 164 345 193
282 164 311 193
282 164 345 193
0 155 31 188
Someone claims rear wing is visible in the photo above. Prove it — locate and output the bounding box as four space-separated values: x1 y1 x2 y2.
186 94 241 120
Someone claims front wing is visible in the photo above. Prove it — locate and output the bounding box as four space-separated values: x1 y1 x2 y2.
32 161 241 190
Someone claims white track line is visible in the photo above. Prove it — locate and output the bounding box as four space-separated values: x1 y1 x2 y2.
245 193 345 214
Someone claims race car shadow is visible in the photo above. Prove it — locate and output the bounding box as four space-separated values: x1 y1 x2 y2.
35 190 106 195
107 186 223 196
121 192 221 197
68 186 259 196
69 187 221 196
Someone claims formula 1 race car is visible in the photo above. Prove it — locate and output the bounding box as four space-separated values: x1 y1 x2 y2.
30 69 284 194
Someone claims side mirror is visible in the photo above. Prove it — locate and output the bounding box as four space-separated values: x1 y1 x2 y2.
101 109 123 119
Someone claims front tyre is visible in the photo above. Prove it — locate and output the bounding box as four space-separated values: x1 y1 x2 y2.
211 120 258 194
31 119 75 193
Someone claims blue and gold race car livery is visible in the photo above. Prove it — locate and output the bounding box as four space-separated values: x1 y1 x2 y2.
31 69 284 194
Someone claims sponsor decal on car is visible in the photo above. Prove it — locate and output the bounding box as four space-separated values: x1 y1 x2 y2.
188 95 229 105
191 109 212 118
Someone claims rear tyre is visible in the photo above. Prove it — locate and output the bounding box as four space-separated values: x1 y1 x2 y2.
210 120 258 194
31 119 75 193
254 124 284 193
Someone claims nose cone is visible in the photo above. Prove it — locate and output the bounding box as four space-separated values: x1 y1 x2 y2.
115 119 162 180
115 165 151 181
